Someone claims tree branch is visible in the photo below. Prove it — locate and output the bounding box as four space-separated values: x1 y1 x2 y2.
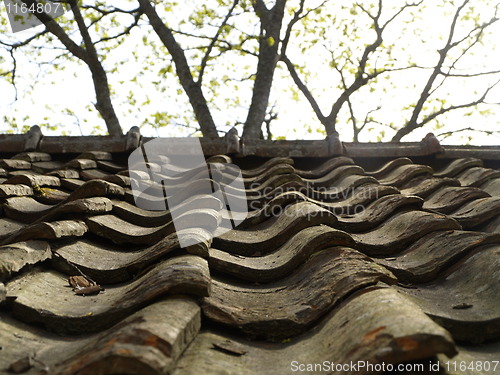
95 10 144 45
67 0 123 135
415 78 500 129
281 55 328 127
138 0 219 137
436 126 499 139
391 0 499 141
251 0 270 24
325 1 421 128
198 0 239 85
18 0 87 61
280 0 305 56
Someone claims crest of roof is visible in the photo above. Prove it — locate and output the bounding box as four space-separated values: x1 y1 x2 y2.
0 126 499 374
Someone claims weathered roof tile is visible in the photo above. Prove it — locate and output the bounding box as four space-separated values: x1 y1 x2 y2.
0 139 498 374
203 247 396 340
6 255 210 335
397 244 500 344
0 184 34 198
209 226 354 282
352 211 462 256
174 287 456 375
0 241 51 282
12 152 51 162
375 230 500 283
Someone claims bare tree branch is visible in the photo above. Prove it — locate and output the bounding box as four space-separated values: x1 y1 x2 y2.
280 0 309 56
392 0 500 141
138 0 219 137
416 78 500 129
67 0 123 135
11 0 124 135
358 105 382 134
264 103 278 140
18 0 87 61
281 0 421 137
335 63 357 140
439 70 500 78
198 0 239 85
9 50 18 100
436 126 499 139
281 55 327 125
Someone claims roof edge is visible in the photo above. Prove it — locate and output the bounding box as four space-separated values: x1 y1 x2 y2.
0 126 499 160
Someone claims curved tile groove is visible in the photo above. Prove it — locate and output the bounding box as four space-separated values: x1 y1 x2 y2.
53 298 200 375
246 174 380 209
3 197 113 224
375 230 500 283
7 255 210 335
13 152 52 162
53 228 213 283
480 178 500 197
209 226 355 282
3 174 61 187
203 248 396 341
86 208 220 246
365 157 412 179
400 176 460 198
238 157 293 178
3 197 53 223
0 158 32 170
294 156 354 178
80 168 112 181
476 214 500 234
397 245 500 344
456 167 500 187
1 220 88 246
352 211 462 256
243 164 295 188
111 195 222 227
433 158 483 178
337 194 424 232
212 202 337 256
126 178 215 209
242 173 304 197
301 165 365 188
423 186 490 214
378 164 433 187
448 197 500 229
0 184 34 198
240 185 399 229
0 218 26 242
65 180 125 202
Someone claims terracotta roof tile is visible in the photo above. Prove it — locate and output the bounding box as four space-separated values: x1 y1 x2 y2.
0 133 499 374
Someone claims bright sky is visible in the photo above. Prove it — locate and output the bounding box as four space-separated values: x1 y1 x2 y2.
0 0 499 144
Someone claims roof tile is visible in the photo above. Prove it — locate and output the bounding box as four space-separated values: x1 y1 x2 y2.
0 136 498 374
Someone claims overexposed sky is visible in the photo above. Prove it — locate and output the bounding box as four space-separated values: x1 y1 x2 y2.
0 0 499 144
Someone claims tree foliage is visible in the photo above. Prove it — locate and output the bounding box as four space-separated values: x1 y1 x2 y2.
1 0 499 142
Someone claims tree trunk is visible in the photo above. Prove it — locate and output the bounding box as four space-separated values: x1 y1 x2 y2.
242 0 287 139
90 65 123 136
242 41 279 139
